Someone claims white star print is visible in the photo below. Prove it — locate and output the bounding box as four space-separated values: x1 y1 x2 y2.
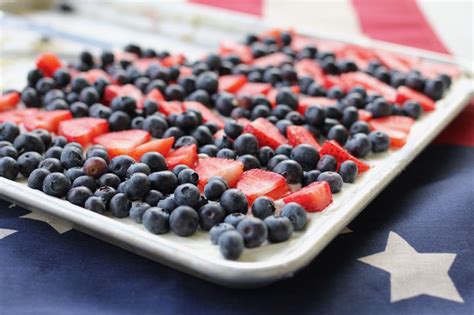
358 231 464 303
20 211 73 234
0 228 17 239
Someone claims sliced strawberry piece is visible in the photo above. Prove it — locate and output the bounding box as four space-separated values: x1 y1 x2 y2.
244 117 287 149
341 72 397 103
396 86 436 111
58 117 109 147
369 116 415 148
158 101 184 116
194 157 244 189
134 58 161 72
286 125 320 150
103 84 144 105
295 59 326 83
36 52 62 77
236 82 272 97
319 140 370 172
80 69 111 84
283 181 333 212
0 108 38 124
93 130 150 158
139 89 165 109
0 91 20 112
252 52 291 68
237 169 289 205
129 137 175 161
166 144 198 169
323 75 348 91
183 101 224 129
290 35 319 52
358 109 373 122
267 86 300 107
375 50 411 73
179 66 193 77
24 110 73 133
219 41 253 64
416 60 460 79
218 75 247 93
161 54 186 67
298 96 337 114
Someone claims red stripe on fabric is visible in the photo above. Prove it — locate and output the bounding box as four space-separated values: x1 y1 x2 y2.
189 0 262 16
351 0 449 54
434 100 474 146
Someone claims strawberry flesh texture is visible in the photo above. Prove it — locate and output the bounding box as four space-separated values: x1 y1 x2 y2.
320 140 370 172
166 144 198 169
219 41 253 64
24 110 73 133
283 181 333 212
183 101 224 129
286 125 321 150
158 101 184 116
218 75 247 93
58 117 109 147
0 92 21 112
341 72 397 103
103 84 143 106
369 116 415 148
244 117 288 149
194 157 244 190
0 109 39 124
129 137 174 161
139 89 165 109
297 96 337 115
36 52 62 77
94 130 150 158
252 52 291 68
237 169 289 205
236 82 272 97
396 86 436 111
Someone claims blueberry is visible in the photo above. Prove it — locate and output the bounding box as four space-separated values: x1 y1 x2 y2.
84 196 106 214
171 164 189 177
273 160 303 184
290 144 319 171
66 186 92 207
222 213 245 227
79 87 100 105
130 203 151 223
97 173 121 188
280 202 307 231
369 131 390 153
163 127 185 140
65 142 83 151
237 154 261 171
0 122 20 143
338 160 358 183
174 183 201 207
403 100 422 119
266 154 288 171
109 193 132 218
21 87 41 107
264 216 293 243
169 205 199 236
82 157 108 178
275 88 298 110
143 190 164 207
196 71 218 94
366 98 391 118
108 155 135 179
108 111 131 131
17 152 43 177
27 69 44 87
51 136 67 148
233 134 258 157
204 178 228 201
251 196 276 220
272 104 292 119
257 146 275 167
349 121 370 135
220 188 248 214
143 99 158 116
111 96 137 115
42 172 71 197
177 168 199 185
125 173 151 200
198 203 226 231
199 144 218 157
63 167 83 184
303 170 321 186
89 103 112 119
209 223 235 244
142 207 170 234
187 89 211 107
0 145 17 159
94 185 117 205
174 136 198 148
35 77 55 95
13 133 45 154
215 148 235 160
126 163 151 177
71 77 90 93
236 217 267 248
43 146 62 160
318 171 343 193
60 146 84 169
39 158 63 173
304 106 325 127
275 144 293 157
0 157 18 180
218 230 244 260
327 124 349 145
424 79 444 100
342 106 359 128
165 84 185 101
143 115 168 138
190 126 214 146
316 155 337 172
149 171 177 194
27 168 50 190
157 196 177 214
140 152 167 172
176 111 199 130
224 121 243 140
72 175 97 192
345 133 372 158
230 107 250 120
178 76 196 95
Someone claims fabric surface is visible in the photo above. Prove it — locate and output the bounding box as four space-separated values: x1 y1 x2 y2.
1 1 473 314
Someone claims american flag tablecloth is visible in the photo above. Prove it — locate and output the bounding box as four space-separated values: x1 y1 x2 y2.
1 1 473 314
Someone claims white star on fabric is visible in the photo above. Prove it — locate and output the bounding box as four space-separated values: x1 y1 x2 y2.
20 211 73 234
0 228 17 239
358 231 464 303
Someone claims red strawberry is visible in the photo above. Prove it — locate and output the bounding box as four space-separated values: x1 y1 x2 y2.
396 86 436 111
252 52 291 68
297 96 337 114
194 157 244 189
24 110 73 133
80 69 111 84
236 82 272 97
237 169 289 204
219 40 253 64
369 116 415 148
139 89 165 109
58 117 109 147
283 181 333 212
36 52 62 77
93 130 150 158
0 108 38 124
358 109 372 122
166 144 198 169
0 91 20 112
129 137 175 161
375 50 411 73
218 75 247 93
158 101 184 116
341 72 397 103
183 101 224 129
286 125 321 149
244 117 288 149
319 140 370 172
161 54 186 67
103 84 143 105
179 66 193 77
295 59 325 83
267 86 300 107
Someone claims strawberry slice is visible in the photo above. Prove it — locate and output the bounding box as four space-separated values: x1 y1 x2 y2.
290 35 319 51
194 157 244 189
244 117 288 149
79 69 111 84
166 144 198 169
103 84 143 105
0 91 21 112
267 86 300 107
0 108 38 124
139 89 165 109
369 116 415 148
158 101 184 116
396 86 436 111
24 110 73 133
252 52 291 68
36 52 62 77
319 140 370 172
341 72 397 103
183 101 224 129
134 58 161 72
282 181 333 212
58 117 109 147
298 96 337 115
129 137 175 161
237 169 289 204
375 50 411 73
219 40 253 64
295 59 326 83
358 109 373 122
218 75 247 93
236 82 272 97
286 125 320 149
161 54 186 67
93 130 150 158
